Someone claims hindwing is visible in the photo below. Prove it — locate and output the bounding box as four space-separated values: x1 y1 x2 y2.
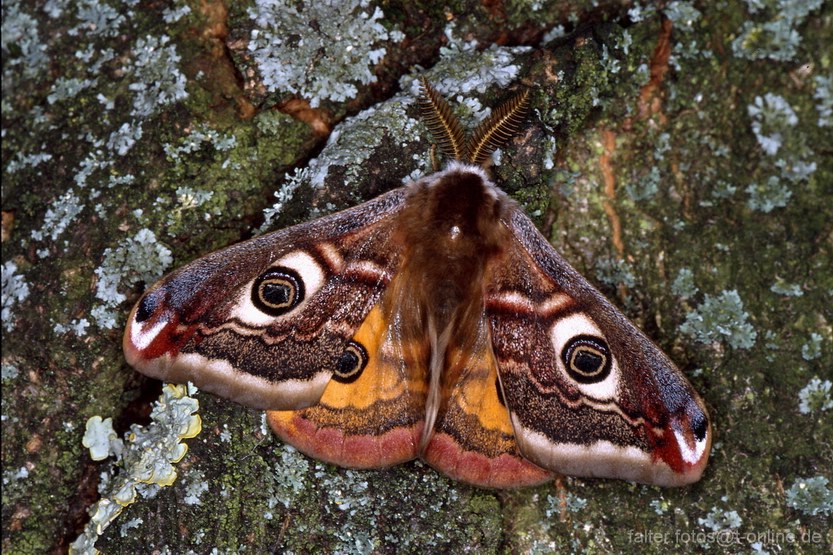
421 311 554 488
268 276 430 468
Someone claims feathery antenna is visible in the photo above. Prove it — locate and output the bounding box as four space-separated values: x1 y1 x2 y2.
467 88 530 166
419 78 469 162
419 79 529 167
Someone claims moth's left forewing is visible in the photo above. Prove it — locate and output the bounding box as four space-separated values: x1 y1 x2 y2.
124 189 408 410
488 209 711 487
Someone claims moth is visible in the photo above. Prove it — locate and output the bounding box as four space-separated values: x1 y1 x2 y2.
124 79 711 488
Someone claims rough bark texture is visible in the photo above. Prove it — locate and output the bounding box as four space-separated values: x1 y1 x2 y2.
2 1 831 553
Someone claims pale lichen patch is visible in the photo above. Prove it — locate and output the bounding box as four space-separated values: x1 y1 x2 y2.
247 0 404 107
70 384 201 554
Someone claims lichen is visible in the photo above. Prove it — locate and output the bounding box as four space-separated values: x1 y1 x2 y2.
69 0 128 38
797 377 832 414
664 1 702 32
594 257 637 290
1 261 30 332
247 0 404 107
743 90 818 217
82 416 120 462
261 41 532 229
47 77 96 105
30 190 84 243
262 92 422 228
747 93 798 157
0 1 50 81
649 498 670 515
671 268 699 298
70 384 202 554
624 165 661 201
53 318 92 337
92 228 173 329
1 362 20 382
544 492 587 517
698 503 743 532
106 121 144 156
118 518 143 538
769 277 803 297
425 22 530 98
270 444 310 509
182 470 209 506
800 333 823 361
162 4 191 24
126 35 188 118
813 74 832 127
785 476 833 517
731 0 824 62
679 290 757 349
162 124 238 166
627 3 658 24
3 0 195 355
745 175 792 213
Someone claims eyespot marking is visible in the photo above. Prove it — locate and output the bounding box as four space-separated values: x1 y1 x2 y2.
229 250 327 327
561 335 611 384
333 341 368 383
252 267 305 316
550 313 621 400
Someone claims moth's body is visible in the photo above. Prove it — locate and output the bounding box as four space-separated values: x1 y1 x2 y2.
397 164 508 353
124 82 711 489
381 164 528 475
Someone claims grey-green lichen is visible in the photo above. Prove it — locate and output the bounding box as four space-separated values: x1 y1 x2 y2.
247 0 404 107
260 94 422 229
800 333 824 361
3 0 196 342
698 503 743 531
594 257 637 290
91 229 173 329
1 261 30 332
785 476 833 517
770 277 803 297
269 445 310 510
731 0 824 62
744 91 818 213
265 458 506 554
423 22 530 98
813 74 832 127
70 383 201 554
82 416 119 462
0 362 20 382
261 39 531 229
671 268 699 299
679 290 758 350
797 377 832 414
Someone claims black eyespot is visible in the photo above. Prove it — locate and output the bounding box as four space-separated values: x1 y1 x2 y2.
252 267 305 316
561 335 612 384
333 341 368 383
